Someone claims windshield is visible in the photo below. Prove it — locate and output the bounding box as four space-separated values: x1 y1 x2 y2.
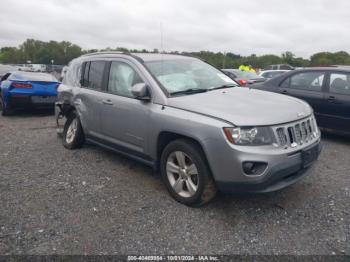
145 59 237 95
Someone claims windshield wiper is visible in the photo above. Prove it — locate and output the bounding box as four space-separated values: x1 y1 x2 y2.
170 88 209 96
208 84 237 91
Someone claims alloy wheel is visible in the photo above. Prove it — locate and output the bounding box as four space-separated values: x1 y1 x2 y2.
66 118 78 144
166 151 199 198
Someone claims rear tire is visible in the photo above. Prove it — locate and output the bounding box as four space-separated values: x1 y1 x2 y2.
160 139 217 207
62 111 85 149
0 95 11 116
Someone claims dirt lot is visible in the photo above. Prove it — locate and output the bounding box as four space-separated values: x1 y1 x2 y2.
0 111 349 255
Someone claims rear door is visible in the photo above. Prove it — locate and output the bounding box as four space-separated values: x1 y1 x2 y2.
321 71 350 132
277 71 326 118
76 60 107 137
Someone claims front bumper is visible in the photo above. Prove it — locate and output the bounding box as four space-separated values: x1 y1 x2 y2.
204 137 322 193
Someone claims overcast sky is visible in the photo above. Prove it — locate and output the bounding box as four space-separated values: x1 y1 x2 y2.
0 0 349 58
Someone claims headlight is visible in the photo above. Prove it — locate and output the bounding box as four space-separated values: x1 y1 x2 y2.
223 127 275 146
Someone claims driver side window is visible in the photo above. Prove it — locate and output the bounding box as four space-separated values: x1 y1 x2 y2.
108 61 143 98
281 72 325 91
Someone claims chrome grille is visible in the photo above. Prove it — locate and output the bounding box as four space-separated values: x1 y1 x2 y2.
277 128 287 146
274 116 319 148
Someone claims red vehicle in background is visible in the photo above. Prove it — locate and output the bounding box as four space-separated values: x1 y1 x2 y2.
222 69 266 86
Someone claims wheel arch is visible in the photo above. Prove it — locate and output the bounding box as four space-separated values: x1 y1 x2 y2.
59 102 76 117
156 131 212 172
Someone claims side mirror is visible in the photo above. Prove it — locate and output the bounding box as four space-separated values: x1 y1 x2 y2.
131 83 151 101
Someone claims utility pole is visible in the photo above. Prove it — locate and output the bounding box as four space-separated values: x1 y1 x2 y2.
222 52 227 69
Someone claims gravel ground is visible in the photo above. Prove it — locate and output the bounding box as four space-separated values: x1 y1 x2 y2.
0 111 349 255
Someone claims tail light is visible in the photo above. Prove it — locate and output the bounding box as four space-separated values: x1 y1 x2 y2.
238 79 247 86
11 82 32 89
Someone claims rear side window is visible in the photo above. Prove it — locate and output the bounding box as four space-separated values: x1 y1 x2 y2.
282 72 325 91
81 61 106 90
82 62 90 87
329 73 350 95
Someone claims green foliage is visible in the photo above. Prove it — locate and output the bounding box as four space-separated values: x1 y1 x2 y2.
0 39 83 65
310 51 350 66
1 39 350 68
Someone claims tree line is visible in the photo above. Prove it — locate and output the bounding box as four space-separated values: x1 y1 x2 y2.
1 39 350 69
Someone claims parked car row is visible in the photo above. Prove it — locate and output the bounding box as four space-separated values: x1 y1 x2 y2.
54 52 322 206
11 63 66 74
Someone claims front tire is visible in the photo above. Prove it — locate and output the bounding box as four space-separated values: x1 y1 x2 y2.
62 111 85 149
160 139 217 207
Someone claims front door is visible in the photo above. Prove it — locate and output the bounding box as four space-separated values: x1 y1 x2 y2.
278 71 326 121
99 60 151 155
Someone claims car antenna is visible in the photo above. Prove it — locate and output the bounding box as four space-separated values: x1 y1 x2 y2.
160 21 164 75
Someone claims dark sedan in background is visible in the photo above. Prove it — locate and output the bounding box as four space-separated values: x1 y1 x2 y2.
252 68 350 133
222 69 266 86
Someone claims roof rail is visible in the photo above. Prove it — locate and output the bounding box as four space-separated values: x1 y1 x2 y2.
81 51 144 63
82 51 125 57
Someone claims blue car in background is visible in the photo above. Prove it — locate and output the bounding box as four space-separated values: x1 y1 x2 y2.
0 71 60 115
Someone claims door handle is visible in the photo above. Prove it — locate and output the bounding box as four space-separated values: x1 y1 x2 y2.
281 89 288 94
327 96 336 103
102 99 113 105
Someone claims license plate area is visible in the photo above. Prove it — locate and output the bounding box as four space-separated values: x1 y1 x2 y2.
302 144 319 168
32 96 56 104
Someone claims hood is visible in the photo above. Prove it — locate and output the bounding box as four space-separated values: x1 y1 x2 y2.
167 87 312 126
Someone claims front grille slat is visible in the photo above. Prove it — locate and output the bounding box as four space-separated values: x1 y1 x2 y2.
277 127 287 146
274 116 318 148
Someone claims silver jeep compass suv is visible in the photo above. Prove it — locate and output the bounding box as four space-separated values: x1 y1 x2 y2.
56 52 321 206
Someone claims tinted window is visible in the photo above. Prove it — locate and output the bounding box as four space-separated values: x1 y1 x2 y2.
271 71 286 78
329 73 350 95
262 72 272 78
280 77 290 88
280 65 292 70
82 62 90 87
108 61 143 97
289 72 325 91
88 61 106 90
